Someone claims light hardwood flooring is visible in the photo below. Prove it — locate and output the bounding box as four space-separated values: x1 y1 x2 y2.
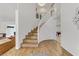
2 39 72 56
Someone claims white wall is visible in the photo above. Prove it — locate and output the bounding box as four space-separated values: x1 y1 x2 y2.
61 3 79 55
56 4 61 32
18 3 39 48
38 4 61 43
38 17 57 42
0 3 16 22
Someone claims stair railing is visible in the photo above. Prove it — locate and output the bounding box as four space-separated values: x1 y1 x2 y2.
39 13 50 29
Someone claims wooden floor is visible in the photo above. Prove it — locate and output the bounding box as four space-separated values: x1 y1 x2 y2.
2 39 72 56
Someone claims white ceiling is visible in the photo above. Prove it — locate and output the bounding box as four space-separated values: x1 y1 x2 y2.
0 3 17 22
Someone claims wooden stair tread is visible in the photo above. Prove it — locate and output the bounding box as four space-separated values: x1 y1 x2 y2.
24 38 37 40
28 32 37 35
24 39 38 41
26 34 37 37
22 43 38 47
23 42 38 44
26 36 37 39
23 39 38 43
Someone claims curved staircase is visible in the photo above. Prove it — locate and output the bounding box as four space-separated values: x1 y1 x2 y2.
22 27 38 48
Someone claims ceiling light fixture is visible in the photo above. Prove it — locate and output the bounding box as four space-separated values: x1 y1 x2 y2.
38 3 46 6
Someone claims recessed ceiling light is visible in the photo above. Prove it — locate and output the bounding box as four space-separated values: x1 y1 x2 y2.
38 3 46 6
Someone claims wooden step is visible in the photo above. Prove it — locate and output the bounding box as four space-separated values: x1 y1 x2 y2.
26 36 37 39
23 42 38 44
22 43 38 47
28 32 37 35
23 39 38 43
31 29 37 32
33 28 38 31
26 33 37 37
31 30 37 32
31 31 37 33
29 35 37 38
28 33 37 36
